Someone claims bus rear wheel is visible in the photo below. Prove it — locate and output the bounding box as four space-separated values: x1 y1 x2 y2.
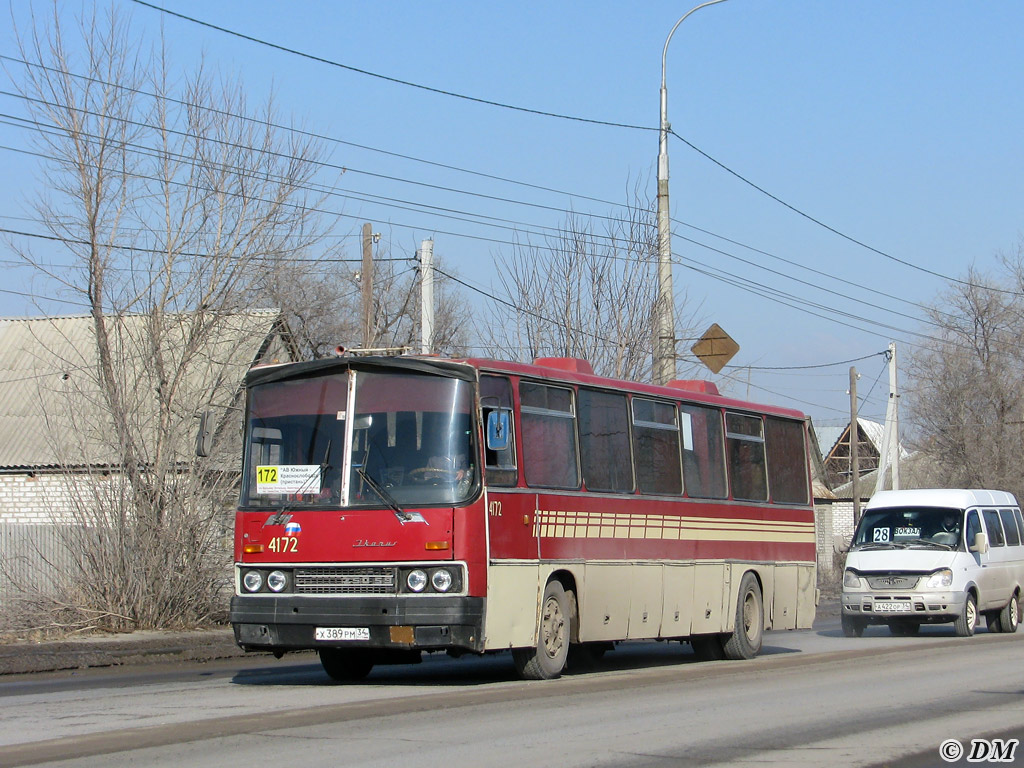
318 648 375 682
722 572 763 660
513 579 570 680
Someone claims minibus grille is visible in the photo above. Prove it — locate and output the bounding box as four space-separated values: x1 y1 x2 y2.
865 574 920 590
294 567 397 594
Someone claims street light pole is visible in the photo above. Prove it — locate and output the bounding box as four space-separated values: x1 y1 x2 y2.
655 0 730 385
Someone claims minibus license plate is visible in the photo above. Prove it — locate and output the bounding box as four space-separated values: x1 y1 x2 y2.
315 627 370 641
875 601 911 613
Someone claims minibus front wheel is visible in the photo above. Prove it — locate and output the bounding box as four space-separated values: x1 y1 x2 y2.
954 592 977 637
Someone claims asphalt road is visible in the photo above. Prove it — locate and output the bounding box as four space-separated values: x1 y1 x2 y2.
2 608 1024 768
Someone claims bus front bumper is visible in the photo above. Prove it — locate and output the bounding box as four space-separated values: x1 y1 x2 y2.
230 594 485 653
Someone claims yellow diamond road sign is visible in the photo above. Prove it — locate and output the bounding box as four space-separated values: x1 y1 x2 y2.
691 323 739 374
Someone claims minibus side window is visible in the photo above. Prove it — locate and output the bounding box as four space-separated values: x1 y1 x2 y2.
999 508 1021 546
966 511 982 550
983 509 1006 547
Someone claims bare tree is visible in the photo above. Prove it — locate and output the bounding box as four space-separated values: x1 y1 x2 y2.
904 252 1024 499
482 188 702 381
6 3 333 630
255 235 471 359
368 242 471 356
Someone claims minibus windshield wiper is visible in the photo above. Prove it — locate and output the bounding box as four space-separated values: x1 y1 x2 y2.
356 467 414 524
904 537 955 551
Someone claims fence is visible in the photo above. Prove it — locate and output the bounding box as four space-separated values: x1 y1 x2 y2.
0 523 80 624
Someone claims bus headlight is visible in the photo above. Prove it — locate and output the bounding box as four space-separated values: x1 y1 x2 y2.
925 568 953 589
243 570 263 592
843 569 862 588
431 569 453 592
267 570 287 592
407 569 428 592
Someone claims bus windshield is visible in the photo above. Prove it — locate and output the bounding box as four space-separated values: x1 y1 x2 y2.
242 368 478 508
852 506 963 550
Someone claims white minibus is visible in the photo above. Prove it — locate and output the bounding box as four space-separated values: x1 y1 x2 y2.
841 489 1024 637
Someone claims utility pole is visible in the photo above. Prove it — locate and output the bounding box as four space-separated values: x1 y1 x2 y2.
361 222 374 349
420 239 434 355
888 342 900 490
850 366 861 528
653 0 729 385
874 342 901 494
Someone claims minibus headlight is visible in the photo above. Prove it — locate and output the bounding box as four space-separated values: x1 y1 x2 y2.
407 569 428 592
843 569 862 589
925 568 953 589
267 570 287 593
242 570 263 593
431 569 453 592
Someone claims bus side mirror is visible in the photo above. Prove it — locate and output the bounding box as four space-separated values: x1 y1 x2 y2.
486 410 510 452
970 531 989 554
195 411 213 457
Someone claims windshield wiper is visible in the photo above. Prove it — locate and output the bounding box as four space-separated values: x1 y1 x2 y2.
356 467 414 524
904 537 955 551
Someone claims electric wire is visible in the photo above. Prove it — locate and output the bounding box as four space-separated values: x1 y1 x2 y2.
120 6 1014 298
0 61 963 323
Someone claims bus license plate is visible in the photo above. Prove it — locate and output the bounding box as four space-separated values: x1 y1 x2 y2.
315 627 370 641
874 601 912 613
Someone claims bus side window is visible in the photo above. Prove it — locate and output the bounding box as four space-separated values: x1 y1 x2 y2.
680 404 727 499
632 397 682 495
520 381 579 489
481 375 517 487
764 417 809 505
579 389 633 493
725 413 767 502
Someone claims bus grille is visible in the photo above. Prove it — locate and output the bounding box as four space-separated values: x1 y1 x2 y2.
294 567 397 595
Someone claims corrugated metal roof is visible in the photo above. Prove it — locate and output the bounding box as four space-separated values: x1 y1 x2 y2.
0 311 288 469
815 425 845 459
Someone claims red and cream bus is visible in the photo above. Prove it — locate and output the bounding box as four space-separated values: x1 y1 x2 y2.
229 354 817 680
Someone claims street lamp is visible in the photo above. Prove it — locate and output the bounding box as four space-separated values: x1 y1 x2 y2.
654 0 730 385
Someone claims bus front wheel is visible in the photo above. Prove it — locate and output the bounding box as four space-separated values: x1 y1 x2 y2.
513 579 571 680
319 648 374 682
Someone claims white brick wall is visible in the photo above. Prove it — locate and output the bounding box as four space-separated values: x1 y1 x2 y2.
0 472 120 525
0 473 74 525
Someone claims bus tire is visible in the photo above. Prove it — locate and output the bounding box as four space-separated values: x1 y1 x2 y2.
722 572 763 660
998 593 1020 634
954 592 977 637
512 579 570 680
318 648 374 682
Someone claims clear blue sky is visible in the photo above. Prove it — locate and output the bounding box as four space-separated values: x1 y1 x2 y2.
2 1 1022 429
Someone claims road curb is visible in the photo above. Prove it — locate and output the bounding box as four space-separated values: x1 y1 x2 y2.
0 629 244 675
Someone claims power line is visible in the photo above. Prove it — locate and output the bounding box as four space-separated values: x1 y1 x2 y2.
723 351 888 372
670 127 1023 297
128 1 655 132
0 58 964 323
123 5 1014 299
